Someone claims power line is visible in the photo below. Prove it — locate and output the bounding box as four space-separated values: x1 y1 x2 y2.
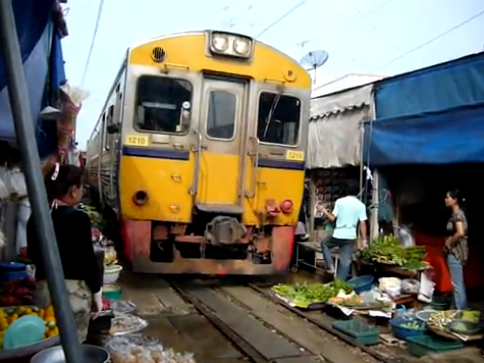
80 0 105 86
256 0 309 38
378 8 484 70
296 0 393 48
345 0 399 50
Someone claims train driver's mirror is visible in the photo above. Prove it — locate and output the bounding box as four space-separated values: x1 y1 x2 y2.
107 123 120 134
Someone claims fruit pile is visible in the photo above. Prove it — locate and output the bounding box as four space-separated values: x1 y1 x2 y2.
0 305 58 349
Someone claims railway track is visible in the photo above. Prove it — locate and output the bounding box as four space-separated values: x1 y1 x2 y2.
172 282 321 363
168 278 411 363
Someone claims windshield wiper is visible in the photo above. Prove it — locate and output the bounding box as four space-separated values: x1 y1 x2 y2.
262 92 282 138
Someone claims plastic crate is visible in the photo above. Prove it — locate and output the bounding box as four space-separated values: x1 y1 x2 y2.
332 319 379 345
406 335 463 357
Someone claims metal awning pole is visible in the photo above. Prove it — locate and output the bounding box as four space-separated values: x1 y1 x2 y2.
0 1 82 362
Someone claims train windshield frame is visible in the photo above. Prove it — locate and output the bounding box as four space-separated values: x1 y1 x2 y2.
256 92 301 146
134 75 192 135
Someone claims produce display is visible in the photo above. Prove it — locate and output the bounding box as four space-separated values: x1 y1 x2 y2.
328 295 362 306
399 321 425 330
104 246 118 265
428 310 481 336
107 334 196 363
77 203 104 228
110 313 148 336
359 235 427 269
0 277 36 307
0 305 57 349
272 279 353 307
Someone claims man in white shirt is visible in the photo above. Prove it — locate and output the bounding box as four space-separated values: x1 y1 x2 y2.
319 180 368 281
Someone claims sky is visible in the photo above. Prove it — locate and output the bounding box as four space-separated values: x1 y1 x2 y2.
60 0 484 149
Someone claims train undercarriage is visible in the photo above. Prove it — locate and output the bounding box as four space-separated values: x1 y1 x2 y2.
119 211 295 276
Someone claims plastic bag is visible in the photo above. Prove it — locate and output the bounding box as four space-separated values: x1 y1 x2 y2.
3 167 27 200
0 230 5 249
379 277 402 298
107 334 197 363
0 170 8 200
418 270 435 303
397 225 415 248
58 84 89 162
401 278 420 294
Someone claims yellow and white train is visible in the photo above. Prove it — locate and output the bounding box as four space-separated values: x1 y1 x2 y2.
86 30 311 275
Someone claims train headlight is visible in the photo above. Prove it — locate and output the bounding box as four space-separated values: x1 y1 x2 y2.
233 38 251 57
133 190 149 206
208 31 253 59
211 33 229 52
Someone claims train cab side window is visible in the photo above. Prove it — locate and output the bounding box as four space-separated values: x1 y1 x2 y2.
207 91 236 139
135 76 192 134
107 105 114 124
257 92 300 145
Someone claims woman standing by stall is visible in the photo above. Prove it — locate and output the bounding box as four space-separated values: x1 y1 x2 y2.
27 163 102 342
444 189 468 310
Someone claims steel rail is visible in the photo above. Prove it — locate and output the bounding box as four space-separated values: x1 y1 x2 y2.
248 283 407 363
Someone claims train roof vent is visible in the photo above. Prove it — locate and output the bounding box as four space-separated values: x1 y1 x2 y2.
152 47 166 63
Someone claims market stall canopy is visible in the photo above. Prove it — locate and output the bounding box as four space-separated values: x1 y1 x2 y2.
307 83 373 169
365 52 484 166
0 0 67 143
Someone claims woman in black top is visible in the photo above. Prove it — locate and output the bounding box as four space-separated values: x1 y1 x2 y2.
27 163 102 342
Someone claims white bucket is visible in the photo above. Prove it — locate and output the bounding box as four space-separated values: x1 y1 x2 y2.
103 264 123 284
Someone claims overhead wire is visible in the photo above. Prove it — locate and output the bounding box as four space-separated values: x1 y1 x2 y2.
256 0 309 38
377 8 484 70
296 0 394 49
345 0 399 50
80 0 105 86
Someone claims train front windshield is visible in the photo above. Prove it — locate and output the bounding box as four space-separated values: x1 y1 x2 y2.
135 76 192 134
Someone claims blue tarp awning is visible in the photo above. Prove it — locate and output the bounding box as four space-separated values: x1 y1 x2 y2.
0 0 55 91
375 52 484 119
365 52 484 166
364 104 484 165
0 0 67 146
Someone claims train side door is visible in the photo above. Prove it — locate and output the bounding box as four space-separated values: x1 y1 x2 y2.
196 77 247 213
110 85 123 206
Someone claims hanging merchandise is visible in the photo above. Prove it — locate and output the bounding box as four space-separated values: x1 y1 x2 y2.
0 175 7 202
57 84 89 163
4 168 27 201
16 199 31 255
0 167 27 202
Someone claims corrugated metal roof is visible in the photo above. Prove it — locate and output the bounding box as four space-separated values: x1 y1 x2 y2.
310 102 367 120
310 83 373 121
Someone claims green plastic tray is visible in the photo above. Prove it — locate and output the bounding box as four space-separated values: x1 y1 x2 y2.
332 319 379 345
406 335 464 357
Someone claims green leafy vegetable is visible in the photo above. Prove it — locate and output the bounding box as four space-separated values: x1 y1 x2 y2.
359 235 426 269
400 321 424 330
272 279 353 305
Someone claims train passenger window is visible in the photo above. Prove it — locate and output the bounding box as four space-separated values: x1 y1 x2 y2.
135 76 192 134
206 91 236 139
257 92 300 145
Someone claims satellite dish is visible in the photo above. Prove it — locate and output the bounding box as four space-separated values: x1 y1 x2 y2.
300 49 329 84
